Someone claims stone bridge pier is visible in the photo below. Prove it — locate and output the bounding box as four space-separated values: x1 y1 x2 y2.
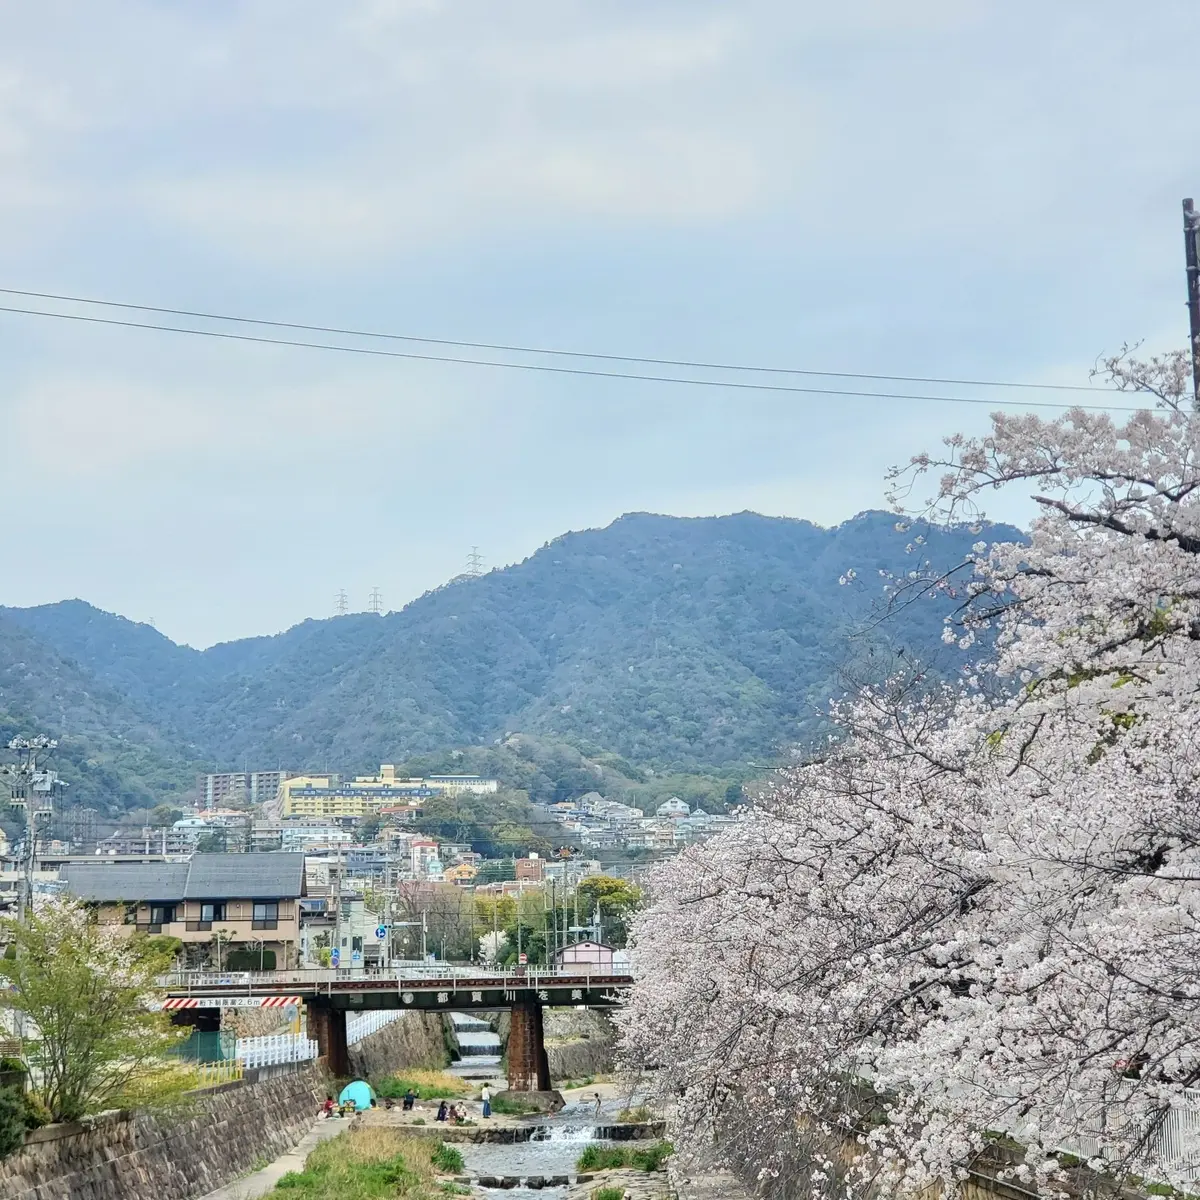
507 999 552 1093
306 1004 349 1078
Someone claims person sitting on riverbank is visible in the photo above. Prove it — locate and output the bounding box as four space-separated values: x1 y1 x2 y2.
402 1088 417 1111
320 1096 335 1119
436 1100 449 1122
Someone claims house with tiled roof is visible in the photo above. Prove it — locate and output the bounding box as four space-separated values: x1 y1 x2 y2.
61 852 306 969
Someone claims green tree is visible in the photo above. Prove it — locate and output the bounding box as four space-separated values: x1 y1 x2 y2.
355 814 382 843
576 876 643 948
195 831 225 853
0 898 193 1122
150 804 182 827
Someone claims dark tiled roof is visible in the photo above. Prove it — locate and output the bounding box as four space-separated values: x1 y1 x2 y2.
61 853 306 903
185 853 305 900
61 862 189 903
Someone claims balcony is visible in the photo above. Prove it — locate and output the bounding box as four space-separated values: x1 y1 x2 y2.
135 923 163 935
186 921 213 932
252 920 278 931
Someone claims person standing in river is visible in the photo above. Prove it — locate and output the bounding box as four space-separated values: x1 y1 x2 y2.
481 1084 492 1118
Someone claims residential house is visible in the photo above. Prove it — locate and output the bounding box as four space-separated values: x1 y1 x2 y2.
61 853 306 969
553 939 616 974
514 854 545 882
655 797 691 819
410 839 440 878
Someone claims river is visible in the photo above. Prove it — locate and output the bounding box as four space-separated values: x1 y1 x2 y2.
447 1012 636 1199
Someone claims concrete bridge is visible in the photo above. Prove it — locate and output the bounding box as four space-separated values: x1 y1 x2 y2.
160 966 632 1090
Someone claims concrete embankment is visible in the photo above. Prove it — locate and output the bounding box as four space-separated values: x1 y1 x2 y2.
0 1011 450 1200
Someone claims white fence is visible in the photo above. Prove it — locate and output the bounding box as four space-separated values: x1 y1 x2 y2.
347 1009 405 1045
1058 1094 1200 1185
235 1034 318 1069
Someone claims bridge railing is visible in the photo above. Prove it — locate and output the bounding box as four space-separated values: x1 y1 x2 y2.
235 1033 319 1069
159 965 634 994
346 1009 405 1044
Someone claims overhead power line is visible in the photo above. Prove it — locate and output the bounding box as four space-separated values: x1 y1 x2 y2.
0 285 1113 394
0 298 1145 414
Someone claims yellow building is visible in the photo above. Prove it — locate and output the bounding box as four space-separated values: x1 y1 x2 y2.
278 766 497 818
444 863 479 886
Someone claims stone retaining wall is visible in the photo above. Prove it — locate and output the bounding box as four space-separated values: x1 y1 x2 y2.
0 1063 327 1200
0 1010 454 1200
347 1012 450 1080
493 1007 617 1084
544 1008 616 1082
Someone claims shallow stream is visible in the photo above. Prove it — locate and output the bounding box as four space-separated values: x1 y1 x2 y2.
447 1012 628 1198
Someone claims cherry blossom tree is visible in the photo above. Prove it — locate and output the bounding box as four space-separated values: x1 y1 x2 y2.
624 348 1200 1196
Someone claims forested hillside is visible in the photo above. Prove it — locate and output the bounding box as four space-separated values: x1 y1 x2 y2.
0 613 200 810
0 510 1021 808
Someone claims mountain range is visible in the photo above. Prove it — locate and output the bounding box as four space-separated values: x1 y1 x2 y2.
0 509 1021 813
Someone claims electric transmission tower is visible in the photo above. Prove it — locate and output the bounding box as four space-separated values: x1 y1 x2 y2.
2 736 66 920
466 547 484 578
368 587 383 614
334 589 348 616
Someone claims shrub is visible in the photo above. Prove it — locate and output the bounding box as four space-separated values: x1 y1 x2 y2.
0 1088 27 1159
592 1189 626 1200
431 1142 465 1173
21 1093 51 1130
616 1105 653 1123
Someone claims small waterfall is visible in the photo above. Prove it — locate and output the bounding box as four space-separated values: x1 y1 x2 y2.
450 1011 501 1076
531 1124 599 1143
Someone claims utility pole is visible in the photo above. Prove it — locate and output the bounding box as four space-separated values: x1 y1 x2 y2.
466 548 484 578
3 737 63 921
1185 199 1200 407
334 589 348 616
333 843 343 968
368 587 383 615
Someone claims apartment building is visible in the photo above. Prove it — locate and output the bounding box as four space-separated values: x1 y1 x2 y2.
279 765 498 818
200 771 295 808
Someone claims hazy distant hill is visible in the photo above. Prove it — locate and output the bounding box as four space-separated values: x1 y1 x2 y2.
1 510 1021 803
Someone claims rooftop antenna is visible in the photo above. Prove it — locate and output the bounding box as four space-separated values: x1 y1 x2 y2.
466 547 484 578
334 589 348 616
368 587 383 615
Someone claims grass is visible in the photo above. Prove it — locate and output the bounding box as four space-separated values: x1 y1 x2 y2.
616 1105 654 1123
577 1141 673 1174
271 1129 450 1198
431 1143 464 1174
592 1189 627 1200
375 1070 470 1101
490 1094 543 1116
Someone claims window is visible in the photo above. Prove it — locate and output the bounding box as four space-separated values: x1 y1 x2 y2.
352 936 363 952
123 904 138 926
148 905 175 930
252 901 278 930
200 903 225 923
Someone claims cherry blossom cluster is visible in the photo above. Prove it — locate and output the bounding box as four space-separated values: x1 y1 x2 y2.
621 349 1200 1197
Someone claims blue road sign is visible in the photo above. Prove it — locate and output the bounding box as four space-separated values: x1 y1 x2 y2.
330 948 340 967
375 925 387 939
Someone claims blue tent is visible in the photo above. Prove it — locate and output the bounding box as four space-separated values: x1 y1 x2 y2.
338 1080 375 1111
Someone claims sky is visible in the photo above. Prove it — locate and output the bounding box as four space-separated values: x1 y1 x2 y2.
0 1 1194 647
